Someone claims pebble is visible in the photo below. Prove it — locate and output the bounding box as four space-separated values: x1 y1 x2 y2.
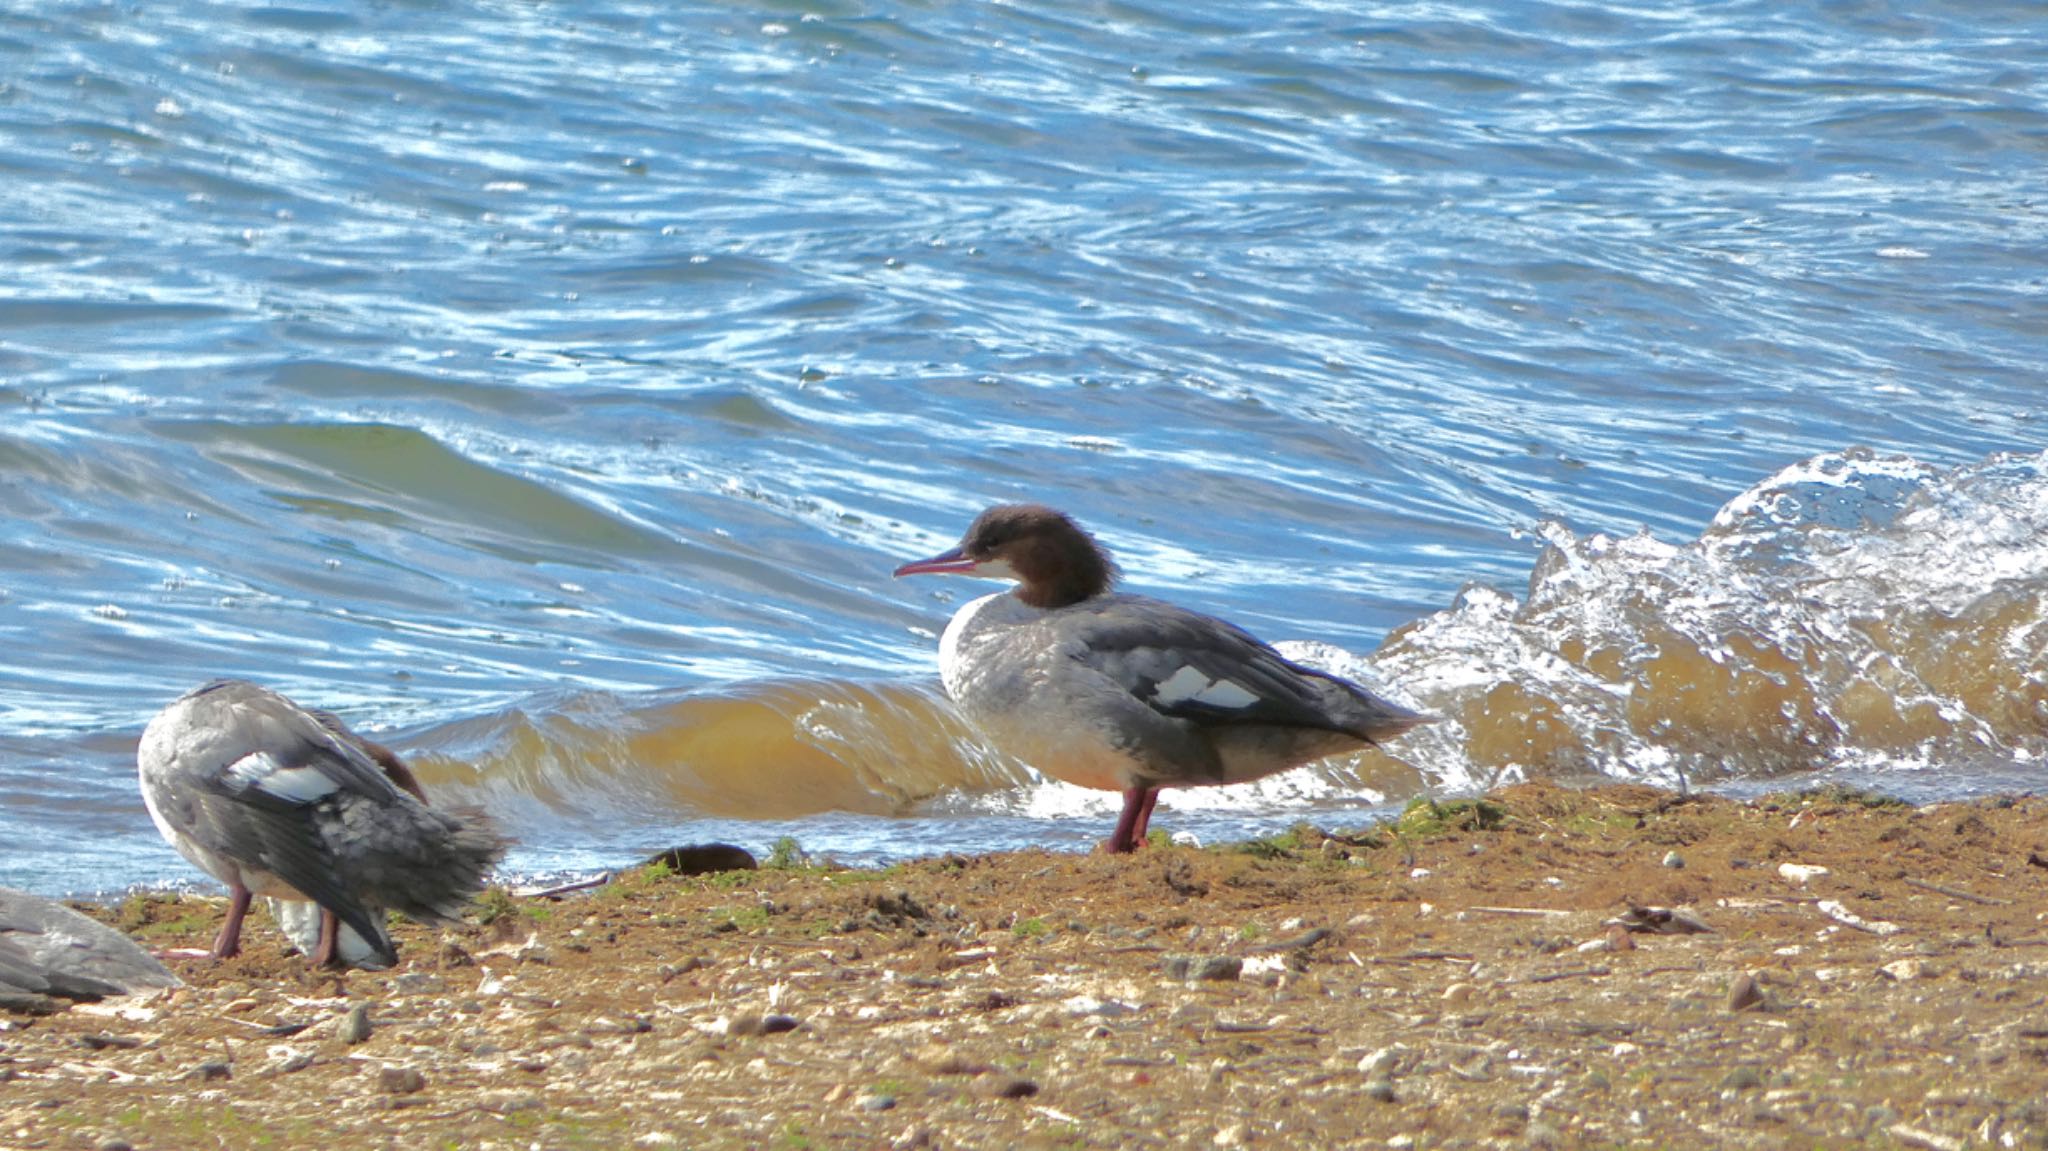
1662 851 1685 869
377 1066 426 1095
1359 1047 1399 1077
186 1060 231 1082
1778 863 1830 884
972 1075 1039 1100
263 1045 314 1075
390 972 443 996
891 1126 932 1150
1721 1066 1764 1091
1726 973 1766 1013
96 1141 134 1151
339 1003 373 1045
857 1093 897 1112
1887 1124 1964 1151
728 1012 801 1036
1388 1138 1415 1151
1879 958 1929 981
1063 995 1137 1017
1213 1123 1246 1147
1363 1078 1397 1103
1441 983 1475 1004
1163 954 1243 982
917 1045 984 1075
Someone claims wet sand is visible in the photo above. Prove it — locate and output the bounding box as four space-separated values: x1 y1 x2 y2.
5 783 2046 1150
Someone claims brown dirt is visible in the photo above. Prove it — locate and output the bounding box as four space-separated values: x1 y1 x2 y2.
5 783 2048 1150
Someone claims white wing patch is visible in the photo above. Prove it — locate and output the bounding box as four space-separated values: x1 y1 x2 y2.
222 753 339 805
1152 665 1259 710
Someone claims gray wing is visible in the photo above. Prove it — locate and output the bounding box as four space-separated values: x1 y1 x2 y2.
0 888 181 999
1057 596 1427 741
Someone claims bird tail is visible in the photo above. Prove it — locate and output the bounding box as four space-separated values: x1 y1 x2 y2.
341 802 511 930
1346 695 1437 745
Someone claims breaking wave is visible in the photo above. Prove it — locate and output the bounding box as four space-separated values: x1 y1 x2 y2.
412 449 2048 830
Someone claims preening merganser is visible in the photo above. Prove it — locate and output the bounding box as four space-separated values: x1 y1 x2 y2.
264 708 433 969
138 680 507 967
895 504 1431 852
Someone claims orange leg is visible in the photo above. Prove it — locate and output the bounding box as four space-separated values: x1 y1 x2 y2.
1105 786 1157 853
310 909 341 968
211 883 252 959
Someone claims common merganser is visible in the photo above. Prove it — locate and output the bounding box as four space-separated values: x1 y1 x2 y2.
264 708 432 969
1 887 182 1005
895 504 1431 853
138 680 507 967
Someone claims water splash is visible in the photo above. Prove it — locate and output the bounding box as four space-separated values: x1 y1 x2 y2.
1374 448 2048 792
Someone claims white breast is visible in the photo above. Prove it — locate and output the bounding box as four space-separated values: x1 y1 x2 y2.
936 592 1007 699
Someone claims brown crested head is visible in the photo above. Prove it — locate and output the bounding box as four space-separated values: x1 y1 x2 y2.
894 503 1119 609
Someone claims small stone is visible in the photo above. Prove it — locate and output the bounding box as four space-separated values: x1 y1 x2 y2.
97 1140 135 1151
1359 1046 1399 1077
973 1075 1039 1100
891 1126 932 1150
1886 1123 1965 1151
1778 863 1830 884
1441 982 1475 1004
1721 1066 1764 1091
728 1012 801 1036
1063 995 1136 1017
263 1044 314 1075
1661 851 1685 869
1388 1137 1416 1151
377 1065 426 1095
1726 973 1766 1013
1162 954 1242 981
390 972 444 996
339 1003 372 1045
1363 1078 1397 1103
1879 958 1929 982
917 1044 984 1075
186 1059 231 1082
1214 1123 1246 1147
857 1093 897 1112
1525 1121 1561 1149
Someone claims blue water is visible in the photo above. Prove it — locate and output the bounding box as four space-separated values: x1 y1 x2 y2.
2 0 2044 896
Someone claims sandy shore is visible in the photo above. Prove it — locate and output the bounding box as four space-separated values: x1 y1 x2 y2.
4 783 2046 1150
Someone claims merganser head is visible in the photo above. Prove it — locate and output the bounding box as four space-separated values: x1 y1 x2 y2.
894 503 1120 609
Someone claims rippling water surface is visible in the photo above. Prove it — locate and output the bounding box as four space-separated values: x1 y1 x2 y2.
2 0 2044 895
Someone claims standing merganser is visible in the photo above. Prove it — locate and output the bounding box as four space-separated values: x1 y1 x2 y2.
138 680 507 967
894 504 1431 852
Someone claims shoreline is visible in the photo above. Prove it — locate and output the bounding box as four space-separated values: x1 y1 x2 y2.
5 782 2046 1150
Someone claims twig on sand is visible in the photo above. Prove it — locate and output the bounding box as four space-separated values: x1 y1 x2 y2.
1901 877 2010 906
1521 966 1611 984
1817 900 1902 936
515 873 614 900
